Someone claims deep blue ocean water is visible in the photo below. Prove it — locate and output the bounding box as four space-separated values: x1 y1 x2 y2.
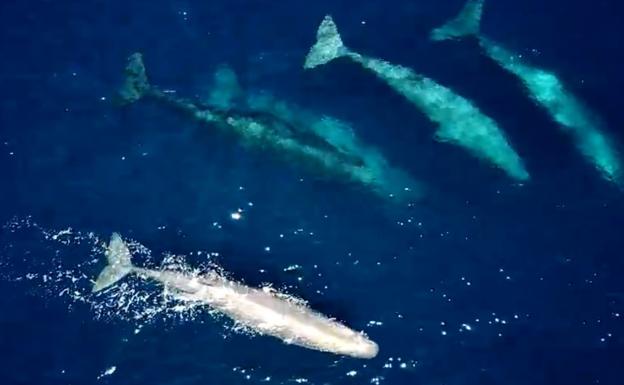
1 0 624 384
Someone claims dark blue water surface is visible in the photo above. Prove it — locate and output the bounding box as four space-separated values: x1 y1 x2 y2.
1 0 624 384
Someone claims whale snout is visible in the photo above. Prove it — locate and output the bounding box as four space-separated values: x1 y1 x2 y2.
357 340 379 359
346 337 379 359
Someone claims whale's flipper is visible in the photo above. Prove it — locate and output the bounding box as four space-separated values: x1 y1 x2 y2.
304 15 348 69
93 233 134 292
117 53 150 104
430 0 484 41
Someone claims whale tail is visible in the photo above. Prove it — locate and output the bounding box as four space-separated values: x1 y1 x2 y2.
117 53 150 104
93 233 134 292
430 0 484 41
304 15 349 69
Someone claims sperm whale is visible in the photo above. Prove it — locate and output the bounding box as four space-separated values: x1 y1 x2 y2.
93 233 379 359
431 0 622 185
304 15 529 181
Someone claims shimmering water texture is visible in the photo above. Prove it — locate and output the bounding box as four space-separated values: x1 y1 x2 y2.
119 53 422 203
1 218 210 324
431 0 623 186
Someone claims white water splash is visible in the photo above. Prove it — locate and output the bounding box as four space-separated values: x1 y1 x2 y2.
97 366 117 380
0 218 256 332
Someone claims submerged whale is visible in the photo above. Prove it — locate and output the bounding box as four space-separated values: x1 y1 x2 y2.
431 0 622 185
93 233 379 358
304 16 529 181
118 53 421 202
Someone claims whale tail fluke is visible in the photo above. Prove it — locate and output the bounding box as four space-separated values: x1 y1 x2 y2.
93 233 134 292
304 15 348 69
117 53 150 105
430 0 484 41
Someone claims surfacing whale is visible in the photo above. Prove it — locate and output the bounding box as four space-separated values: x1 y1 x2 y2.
93 233 379 358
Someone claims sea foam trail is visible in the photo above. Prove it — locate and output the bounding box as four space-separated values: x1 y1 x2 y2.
0 218 206 324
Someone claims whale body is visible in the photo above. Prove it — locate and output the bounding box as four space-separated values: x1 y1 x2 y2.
431 0 622 186
304 15 529 181
117 53 421 202
93 233 379 359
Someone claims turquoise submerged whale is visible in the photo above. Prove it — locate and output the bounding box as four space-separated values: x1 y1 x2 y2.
118 53 421 202
431 0 622 186
304 15 529 182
